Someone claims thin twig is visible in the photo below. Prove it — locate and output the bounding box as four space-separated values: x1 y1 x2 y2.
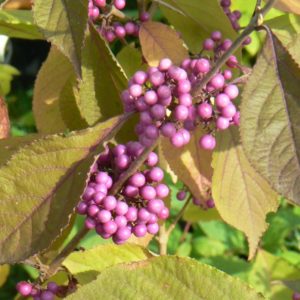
191 0 277 96
166 197 191 236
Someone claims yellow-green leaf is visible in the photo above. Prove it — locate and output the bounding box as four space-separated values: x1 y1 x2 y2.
139 21 188 66
240 32 300 205
0 116 125 263
212 127 279 259
160 127 213 204
159 0 238 53
66 256 265 300
183 204 220 223
33 46 74 134
78 25 127 126
0 10 42 40
33 0 88 76
266 14 300 65
0 264 9 287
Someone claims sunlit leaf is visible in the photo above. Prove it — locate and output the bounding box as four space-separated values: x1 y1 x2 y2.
183 204 220 223
0 116 124 263
0 64 20 97
160 127 213 204
66 256 265 300
159 0 237 53
0 10 42 39
33 0 88 76
273 0 300 15
0 264 9 287
139 21 188 66
212 127 279 259
240 31 300 205
78 25 127 126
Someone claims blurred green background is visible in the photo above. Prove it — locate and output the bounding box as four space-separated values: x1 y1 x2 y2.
0 0 299 299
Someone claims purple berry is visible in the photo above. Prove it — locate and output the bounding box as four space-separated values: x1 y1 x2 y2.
97 210 112 223
87 204 99 217
158 207 169 219
233 112 240 126
224 84 239 99
161 122 176 138
146 152 159 167
115 215 128 228
129 84 143 98
211 31 222 41
125 207 138 222
174 105 189 121
203 38 215 50
115 201 129 215
206 199 215 208
150 104 166 120
77 202 87 215
140 185 157 200
210 74 225 89
85 218 96 229
133 71 147 85
114 0 126 10
138 208 151 222
140 11 150 22
144 90 158 105
40 291 54 300
148 167 164 182
147 199 164 214
216 93 230 108
159 58 172 71
115 154 130 169
145 125 159 139
177 191 186 201
103 220 118 234
103 196 117 211
123 185 139 197
47 282 59 294
115 226 131 241
133 224 147 237
147 223 159 235
179 93 193 107
222 103 237 118
199 134 216 150
16 282 32 297
216 117 230 130
196 59 210 73
197 103 213 120
149 71 165 86
129 172 146 188
171 132 185 148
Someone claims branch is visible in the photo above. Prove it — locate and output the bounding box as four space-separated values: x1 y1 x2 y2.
191 0 277 96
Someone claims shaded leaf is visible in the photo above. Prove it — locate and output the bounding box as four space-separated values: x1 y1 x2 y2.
212 127 279 259
66 256 265 300
0 265 9 287
192 237 227 257
159 0 237 53
58 76 88 130
183 204 220 223
78 25 127 125
0 97 10 139
0 116 125 263
117 45 146 78
240 31 300 205
33 46 74 134
33 0 88 76
266 14 300 65
1 0 32 9
139 21 188 66
0 9 42 39
160 127 213 204
274 0 300 15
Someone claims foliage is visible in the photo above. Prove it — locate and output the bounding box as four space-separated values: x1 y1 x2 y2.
0 0 299 299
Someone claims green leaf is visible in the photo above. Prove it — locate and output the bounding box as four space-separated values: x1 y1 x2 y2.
33 46 74 134
117 45 146 78
63 244 152 284
0 116 125 263
0 10 43 39
159 0 238 53
183 204 220 223
139 21 188 66
192 237 227 257
58 76 88 130
212 127 279 259
273 0 300 15
266 14 300 65
0 265 9 287
240 31 300 205
33 0 88 76
78 25 127 126
160 127 213 205
0 64 19 97
66 256 265 300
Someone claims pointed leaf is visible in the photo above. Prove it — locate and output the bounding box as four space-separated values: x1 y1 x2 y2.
0 97 9 139
63 244 152 280
0 64 20 96
266 14 300 65
160 127 213 204
0 115 125 263
240 32 300 205
0 10 42 40
66 256 265 300
159 0 238 53
212 127 279 259
139 21 188 66
33 0 88 76
33 46 73 134
78 25 127 125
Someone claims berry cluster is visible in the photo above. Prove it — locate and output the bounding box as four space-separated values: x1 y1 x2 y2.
176 190 215 209
77 142 170 244
88 0 150 43
16 281 61 300
122 32 241 150
293 293 300 300
220 0 251 45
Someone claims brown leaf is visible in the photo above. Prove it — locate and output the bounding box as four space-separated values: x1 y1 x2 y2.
1 0 33 10
0 97 10 139
274 0 300 15
139 21 188 66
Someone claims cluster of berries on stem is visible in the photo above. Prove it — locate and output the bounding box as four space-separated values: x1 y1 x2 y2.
88 0 150 43
77 142 169 244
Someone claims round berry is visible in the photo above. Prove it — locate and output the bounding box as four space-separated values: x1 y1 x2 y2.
140 185 156 200
199 134 216 150
16 282 32 297
197 103 213 120
177 191 186 201
133 224 147 237
224 84 239 99
147 223 159 235
114 0 126 10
